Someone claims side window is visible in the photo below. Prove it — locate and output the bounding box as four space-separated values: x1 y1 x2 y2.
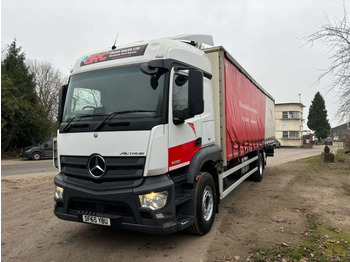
47 140 53 148
173 74 189 119
42 140 53 148
71 88 101 112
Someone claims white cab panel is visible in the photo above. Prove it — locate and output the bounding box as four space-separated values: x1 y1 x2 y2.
58 131 150 157
201 76 215 147
144 125 168 176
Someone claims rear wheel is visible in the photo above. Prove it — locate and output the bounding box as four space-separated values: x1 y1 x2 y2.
32 152 41 160
187 172 217 235
251 152 264 182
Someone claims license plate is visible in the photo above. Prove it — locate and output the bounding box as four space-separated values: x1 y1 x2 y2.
82 214 111 226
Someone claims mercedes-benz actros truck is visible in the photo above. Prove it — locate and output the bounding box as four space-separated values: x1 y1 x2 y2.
54 34 275 235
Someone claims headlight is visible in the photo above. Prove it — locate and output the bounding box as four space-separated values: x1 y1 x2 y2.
54 186 64 200
139 191 168 210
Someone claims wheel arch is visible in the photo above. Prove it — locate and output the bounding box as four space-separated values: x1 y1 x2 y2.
187 145 221 211
187 144 221 184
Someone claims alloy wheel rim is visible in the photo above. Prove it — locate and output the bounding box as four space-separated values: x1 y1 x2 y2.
202 185 214 221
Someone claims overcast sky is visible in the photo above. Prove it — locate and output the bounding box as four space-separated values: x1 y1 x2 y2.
2 0 349 128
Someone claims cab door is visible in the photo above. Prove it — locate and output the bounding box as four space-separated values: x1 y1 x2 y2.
168 69 203 171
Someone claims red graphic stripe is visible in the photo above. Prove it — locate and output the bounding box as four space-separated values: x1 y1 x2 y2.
168 140 202 171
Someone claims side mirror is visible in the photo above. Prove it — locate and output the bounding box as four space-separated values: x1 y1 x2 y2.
140 63 158 75
58 85 68 123
188 70 204 117
140 61 168 90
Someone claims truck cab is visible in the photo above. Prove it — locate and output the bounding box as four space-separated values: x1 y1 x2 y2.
54 35 220 234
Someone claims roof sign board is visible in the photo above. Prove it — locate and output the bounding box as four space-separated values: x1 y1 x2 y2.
80 44 148 67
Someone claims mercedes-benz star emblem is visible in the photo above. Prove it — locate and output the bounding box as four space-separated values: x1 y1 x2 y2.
88 154 106 178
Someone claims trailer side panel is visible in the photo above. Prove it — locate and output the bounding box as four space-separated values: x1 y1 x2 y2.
224 58 267 161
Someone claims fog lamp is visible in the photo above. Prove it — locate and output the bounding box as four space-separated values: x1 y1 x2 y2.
54 186 64 200
139 191 168 210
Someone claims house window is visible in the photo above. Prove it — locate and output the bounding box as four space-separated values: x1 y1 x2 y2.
283 131 300 138
289 131 300 138
282 111 300 119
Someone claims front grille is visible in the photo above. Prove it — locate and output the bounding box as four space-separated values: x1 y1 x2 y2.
60 155 145 181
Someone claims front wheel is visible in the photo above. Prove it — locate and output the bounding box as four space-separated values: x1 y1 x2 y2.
187 172 217 235
31 152 41 160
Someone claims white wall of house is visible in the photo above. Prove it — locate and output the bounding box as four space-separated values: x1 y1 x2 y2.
275 103 304 147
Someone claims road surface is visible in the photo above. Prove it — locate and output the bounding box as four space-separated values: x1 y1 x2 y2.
1 159 56 176
2 144 336 176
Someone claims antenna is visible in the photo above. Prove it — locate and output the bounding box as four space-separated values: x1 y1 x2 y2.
111 33 119 50
299 93 301 103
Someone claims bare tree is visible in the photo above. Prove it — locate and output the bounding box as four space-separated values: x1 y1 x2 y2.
306 6 350 122
28 60 67 121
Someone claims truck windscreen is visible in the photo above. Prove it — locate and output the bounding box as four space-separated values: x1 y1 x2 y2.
62 65 165 130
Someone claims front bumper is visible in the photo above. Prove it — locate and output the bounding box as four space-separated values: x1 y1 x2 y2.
20 151 31 159
54 173 193 234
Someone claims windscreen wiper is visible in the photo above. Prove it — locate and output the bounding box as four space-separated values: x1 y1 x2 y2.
63 114 91 131
93 110 156 131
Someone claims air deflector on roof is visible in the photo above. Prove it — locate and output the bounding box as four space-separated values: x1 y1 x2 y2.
171 34 214 47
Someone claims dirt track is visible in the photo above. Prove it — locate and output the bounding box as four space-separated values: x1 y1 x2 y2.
208 157 350 261
2 150 350 261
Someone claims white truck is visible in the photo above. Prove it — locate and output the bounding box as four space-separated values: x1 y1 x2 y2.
54 34 275 235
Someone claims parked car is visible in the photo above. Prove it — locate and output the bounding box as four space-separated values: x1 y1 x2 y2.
271 139 281 148
324 137 333 146
20 138 54 160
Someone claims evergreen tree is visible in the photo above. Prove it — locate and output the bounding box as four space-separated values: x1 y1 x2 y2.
307 92 331 141
1 40 50 153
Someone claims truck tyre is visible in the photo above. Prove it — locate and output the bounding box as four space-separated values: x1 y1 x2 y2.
32 152 41 160
251 152 264 182
187 172 217 235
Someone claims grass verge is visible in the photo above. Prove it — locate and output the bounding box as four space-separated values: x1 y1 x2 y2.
306 150 350 174
249 214 350 262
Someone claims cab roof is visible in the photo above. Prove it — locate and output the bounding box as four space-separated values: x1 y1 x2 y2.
70 35 213 76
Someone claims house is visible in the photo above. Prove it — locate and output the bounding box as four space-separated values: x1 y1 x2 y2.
275 103 304 147
331 122 350 141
